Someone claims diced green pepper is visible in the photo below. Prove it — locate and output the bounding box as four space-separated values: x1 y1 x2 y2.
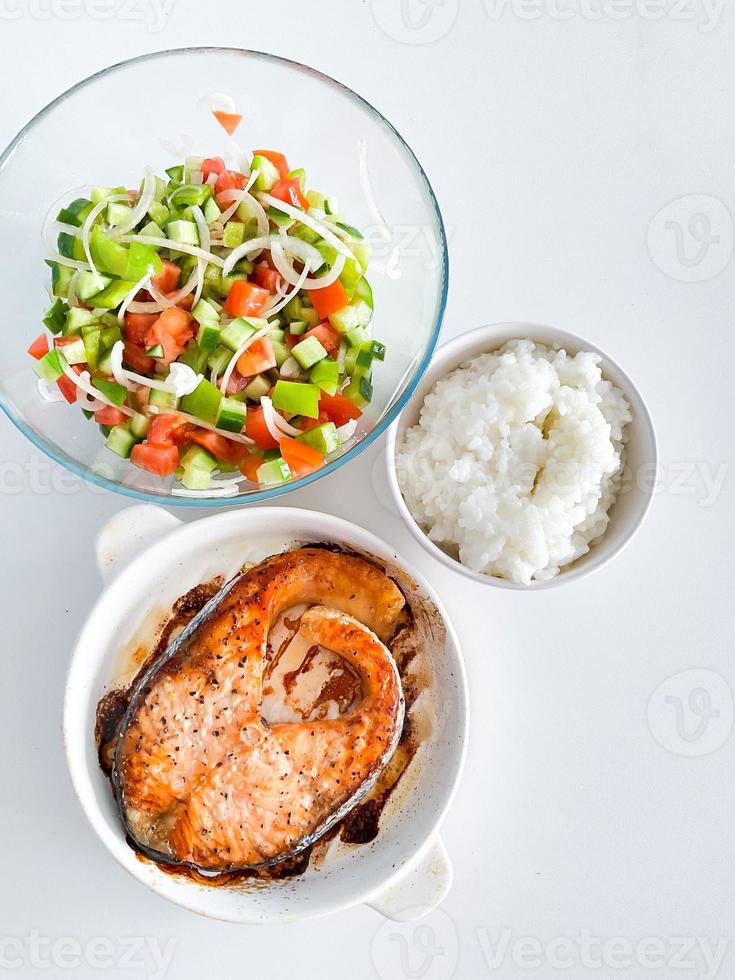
93 378 127 406
88 279 137 310
181 378 222 423
168 184 213 209
90 225 130 278
43 298 68 335
309 358 340 396
272 380 320 419
125 241 163 280
81 328 100 372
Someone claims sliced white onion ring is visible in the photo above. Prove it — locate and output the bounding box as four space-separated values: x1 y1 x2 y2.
117 273 152 327
81 193 129 281
109 168 155 238
61 363 133 416
257 193 354 259
261 395 301 438
218 320 275 396
119 235 225 268
217 185 268 237
131 261 201 313
36 378 65 403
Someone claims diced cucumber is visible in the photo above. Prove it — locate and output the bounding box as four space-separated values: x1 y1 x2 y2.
76 270 112 301
354 276 373 309
139 221 165 240
266 206 293 230
81 329 100 373
215 397 247 433
309 358 340 396
291 221 321 245
203 196 221 225
179 466 213 490
166 220 199 246
300 306 319 328
336 220 363 240
207 345 232 375
219 317 256 352
197 321 220 352
107 201 134 227
288 320 307 336
93 378 127 406
180 444 218 472
329 304 360 333
33 349 65 383
181 378 222 423
105 424 136 459
98 348 113 376
60 337 86 364
147 200 170 227
345 325 369 348
297 421 340 455
88 280 136 310
100 322 122 348
56 197 92 227
306 190 327 210
148 388 180 410
364 340 386 362
57 232 86 262
344 374 373 409
64 307 98 334
43 298 68 335
184 156 204 178
146 343 165 358
271 340 289 368
192 299 220 326
251 154 280 192
256 457 291 486
222 221 246 248
243 374 271 401
47 261 74 299
279 355 307 380
179 341 209 374
90 185 126 206
272 380 320 419
130 411 149 439
292 336 328 370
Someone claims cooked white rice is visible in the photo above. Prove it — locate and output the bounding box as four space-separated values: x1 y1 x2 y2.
396 339 632 584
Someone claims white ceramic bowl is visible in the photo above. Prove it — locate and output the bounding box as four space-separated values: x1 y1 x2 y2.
64 505 469 923
386 322 658 590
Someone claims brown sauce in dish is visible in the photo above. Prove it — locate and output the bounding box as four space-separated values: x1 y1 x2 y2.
95 548 426 886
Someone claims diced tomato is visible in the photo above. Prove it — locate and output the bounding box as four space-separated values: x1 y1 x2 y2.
151 259 181 295
148 413 187 445
245 406 279 450
131 442 179 477
237 337 276 376
56 374 78 404
124 312 159 346
318 391 361 427
54 335 82 348
303 321 341 353
224 280 270 318
95 405 128 426
253 149 290 179
284 332 299 351
123 342 155 374
27 333 49 360
186 428 249 466
215 169 248 196
177 293 195 312
145 307 195 364
307 280 349 320
239 452 262 483
279 436 324 478
201 157 225 181
133 384 150 410
212 110 242 136
254 264 281 292
270 177 309 210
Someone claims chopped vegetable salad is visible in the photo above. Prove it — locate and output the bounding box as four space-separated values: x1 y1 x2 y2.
30 146 382 496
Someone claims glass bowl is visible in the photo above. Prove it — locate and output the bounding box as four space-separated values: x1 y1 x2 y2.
0 48 447 505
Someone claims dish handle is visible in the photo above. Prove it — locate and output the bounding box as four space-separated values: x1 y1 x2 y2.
366 835 452 921
95 504 183 583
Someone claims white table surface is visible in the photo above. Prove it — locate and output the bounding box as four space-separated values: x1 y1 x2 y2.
1 4 733 979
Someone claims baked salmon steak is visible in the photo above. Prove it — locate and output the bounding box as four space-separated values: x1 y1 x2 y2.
113 548 405 872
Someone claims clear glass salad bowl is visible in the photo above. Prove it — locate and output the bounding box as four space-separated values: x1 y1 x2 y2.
0 48 447 504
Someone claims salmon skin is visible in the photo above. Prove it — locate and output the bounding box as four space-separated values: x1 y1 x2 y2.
112 548 405 873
